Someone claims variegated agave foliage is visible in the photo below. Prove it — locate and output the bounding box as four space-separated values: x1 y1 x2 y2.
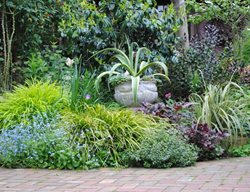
92 39 169 104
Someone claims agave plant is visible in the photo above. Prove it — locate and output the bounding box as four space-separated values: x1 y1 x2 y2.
190 81 249 144
92 39 169 104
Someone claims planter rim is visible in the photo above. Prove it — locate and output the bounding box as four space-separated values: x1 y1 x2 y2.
115 80 157 86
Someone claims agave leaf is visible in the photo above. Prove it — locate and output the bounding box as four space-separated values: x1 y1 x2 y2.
139 61 148 70
109 63 123 78
125 36 138 68
112 54 131 67
131 76 140 104
137 61 168 77
94 71 120 91
152 73 170 82
89 48 130 66
127 37 133 67
135 47 150 73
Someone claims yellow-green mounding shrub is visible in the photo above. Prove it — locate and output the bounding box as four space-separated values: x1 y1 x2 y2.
0 81 65 129
63 104 167 167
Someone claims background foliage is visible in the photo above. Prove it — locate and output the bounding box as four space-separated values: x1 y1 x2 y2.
59 0 182 69
186 0 250 36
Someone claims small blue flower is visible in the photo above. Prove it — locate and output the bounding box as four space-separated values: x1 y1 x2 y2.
85 94 91 100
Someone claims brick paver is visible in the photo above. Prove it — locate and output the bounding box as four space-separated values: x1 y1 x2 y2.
0 157 250 192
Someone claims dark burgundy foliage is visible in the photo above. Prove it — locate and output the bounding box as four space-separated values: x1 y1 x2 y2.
139 100 194 131
184 123 228 160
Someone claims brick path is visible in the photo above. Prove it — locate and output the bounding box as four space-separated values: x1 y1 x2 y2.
0 157 249 192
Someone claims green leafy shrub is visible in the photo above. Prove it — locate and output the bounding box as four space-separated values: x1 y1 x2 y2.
0 81 65 129
59 0 181 67
169 24 240 98
63 104 164 167
125 129 198 168
186 0 250 36
0 0 67 89
6 0 65 58
25 45 71 83
191 82 249 144
24 52 49 80
0 114 97 169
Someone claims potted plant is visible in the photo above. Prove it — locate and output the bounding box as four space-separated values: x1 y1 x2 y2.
93 39 169 106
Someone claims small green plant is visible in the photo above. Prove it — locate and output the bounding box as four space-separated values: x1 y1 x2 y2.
93 39 169 104
78 71 100 105
229 140 250 157
25 45 69 83
68 58 100 111
63 104 164 167
0 81 65 129
190 70 203 94
191 81 249 144
125 128 198 168
24 53 48 80
108 74 131 87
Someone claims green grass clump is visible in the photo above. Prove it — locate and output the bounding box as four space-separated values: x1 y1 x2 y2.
0 81 65 129
63 104 166 167
191 82 249 144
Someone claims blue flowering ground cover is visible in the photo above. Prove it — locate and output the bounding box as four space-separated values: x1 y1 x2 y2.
0 114 99 169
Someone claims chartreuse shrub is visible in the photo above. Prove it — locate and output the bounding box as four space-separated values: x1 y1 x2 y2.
0 114 95 169
124 128 198 168
63 104 164 167
0 81 65 129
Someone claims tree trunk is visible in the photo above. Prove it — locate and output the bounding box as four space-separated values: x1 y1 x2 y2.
173 0 189 49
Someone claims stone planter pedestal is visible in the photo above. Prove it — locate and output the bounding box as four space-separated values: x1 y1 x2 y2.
114 81 158 106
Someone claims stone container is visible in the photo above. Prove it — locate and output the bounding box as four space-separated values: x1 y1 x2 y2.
114 81 158 106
